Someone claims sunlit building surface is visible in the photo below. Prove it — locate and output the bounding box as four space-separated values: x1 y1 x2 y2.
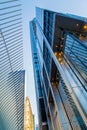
30 7 87 130
0 0 24 130
24 96 34 130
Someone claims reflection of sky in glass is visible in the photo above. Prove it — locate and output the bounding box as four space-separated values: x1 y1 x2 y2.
0 1 24 129
22 0 87 125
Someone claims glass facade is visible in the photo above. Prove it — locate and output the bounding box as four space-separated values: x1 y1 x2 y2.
30 21 48 130
30 7 87 130
0 0 24 130
65 33 87 84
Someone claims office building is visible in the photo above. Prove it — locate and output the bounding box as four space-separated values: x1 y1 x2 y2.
0 0 24 129
30 7 87 130
24 96 34 130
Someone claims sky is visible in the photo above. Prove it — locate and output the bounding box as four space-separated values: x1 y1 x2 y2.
21 0 87 125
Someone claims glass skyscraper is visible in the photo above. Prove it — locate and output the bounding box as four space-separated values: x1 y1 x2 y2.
30 7 87 130
0 0 25 129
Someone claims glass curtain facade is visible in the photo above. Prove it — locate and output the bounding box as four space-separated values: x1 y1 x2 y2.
30 20 48 130
0 0 24 130
30 7 87 130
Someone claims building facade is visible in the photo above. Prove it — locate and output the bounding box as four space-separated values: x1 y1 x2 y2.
0 0 24 129
24 96 34 130
30 7 87 130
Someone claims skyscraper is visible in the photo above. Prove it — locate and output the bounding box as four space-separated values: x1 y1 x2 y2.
24 96 34 130
0 0 24 129
30 7 87 130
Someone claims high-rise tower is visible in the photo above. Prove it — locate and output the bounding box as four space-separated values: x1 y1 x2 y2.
0 0 24 129
30 7 87 130
24 96 34 130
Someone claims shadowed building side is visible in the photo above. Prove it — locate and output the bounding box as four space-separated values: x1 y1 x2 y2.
30 7 87 130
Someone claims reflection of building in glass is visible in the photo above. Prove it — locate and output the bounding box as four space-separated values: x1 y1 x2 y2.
33 114 35 130
24 96 34 130
35 124 39 130
0 1 24 130
8 71 25 129
30 7 87 130
0 70 25 130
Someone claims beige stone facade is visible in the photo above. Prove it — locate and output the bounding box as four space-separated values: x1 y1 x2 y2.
24 96 34 130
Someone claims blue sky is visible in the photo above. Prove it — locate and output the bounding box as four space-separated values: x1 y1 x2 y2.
21 0 87 125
